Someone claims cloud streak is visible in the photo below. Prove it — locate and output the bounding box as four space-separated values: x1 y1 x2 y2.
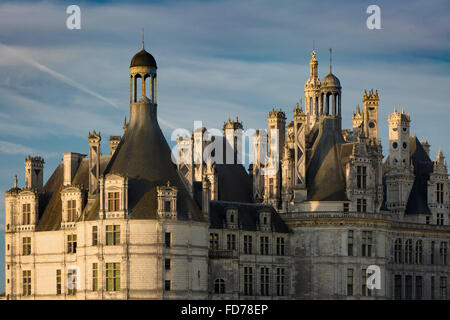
0 42 119 109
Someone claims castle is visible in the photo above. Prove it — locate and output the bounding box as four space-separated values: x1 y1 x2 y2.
3 44 450 300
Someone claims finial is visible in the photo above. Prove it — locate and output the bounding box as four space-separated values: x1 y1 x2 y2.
401 107 405 114
142 28 145 49
14 175 17 188
329 48 332 73
394 105 397 113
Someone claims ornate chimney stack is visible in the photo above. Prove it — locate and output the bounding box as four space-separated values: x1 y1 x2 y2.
88 130 102 195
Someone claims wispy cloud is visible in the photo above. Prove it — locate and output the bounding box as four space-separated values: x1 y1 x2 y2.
0 42 119 108
0 140 58 158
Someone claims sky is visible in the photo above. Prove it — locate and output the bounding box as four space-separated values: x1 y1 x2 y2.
0 0 449 293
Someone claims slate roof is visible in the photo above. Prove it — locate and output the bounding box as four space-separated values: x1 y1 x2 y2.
36 156 111 231
306 117 348 201
209 200 289 233
405 137 433 215
104 100 203 222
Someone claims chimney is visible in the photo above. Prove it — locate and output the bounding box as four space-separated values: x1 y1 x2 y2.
420 141 430 156
202 177 210 220
109 136 121 155
63 153 85 186
25 155 45 189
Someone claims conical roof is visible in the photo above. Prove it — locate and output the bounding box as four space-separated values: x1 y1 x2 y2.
104 99 203 221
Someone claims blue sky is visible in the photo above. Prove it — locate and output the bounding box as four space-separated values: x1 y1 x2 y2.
0 0 449 292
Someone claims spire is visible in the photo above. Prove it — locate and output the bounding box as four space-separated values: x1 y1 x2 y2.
14 175 17 188
329 48 332 73
141 28 145 50
394 105 397 113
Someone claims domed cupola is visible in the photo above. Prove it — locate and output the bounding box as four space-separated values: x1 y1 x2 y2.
130 48 157 69
320 48 341 117
129 31 157 105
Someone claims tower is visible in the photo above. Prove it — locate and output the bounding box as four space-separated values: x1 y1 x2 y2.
223 116 243 164
88 130 101 195
387 107 411 169
292 102 307 203
320 48 342 120
25 155 44 190
385 107 414 211
362 89 379 140
264 108 286 207
304 50 321 128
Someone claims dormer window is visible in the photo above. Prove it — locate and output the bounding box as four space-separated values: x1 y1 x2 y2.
67 200 77 222
108 192 120 211
101 174 128 219
22 203 31 225
61 186 83 227
157 182 178 219
226 208 238 229
259 211 271 231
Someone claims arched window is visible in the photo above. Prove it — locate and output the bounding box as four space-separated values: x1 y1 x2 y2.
394 239 402 263
405 239 413 264
134 74 142 102
214 279 225 294
415 240 423 264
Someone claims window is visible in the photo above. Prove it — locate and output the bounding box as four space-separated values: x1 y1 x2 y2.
92 263 98 291
415 276 422 300
260 267 270 296
22 237 31 256
67 268 77 295
362 231 372 257
347 269 353 296
357 198 367 213
394 239 402 263
164 200 171 212
431 241 435 264
440 242 448 265
437 183 444 204
92 226 98 246
348 231 353 256
260 236 269 255
437 213 444 226
107 192 120 211
106 225 120 245
229 213 235 223
106 263 120 291
214 279 225 294
67 199 77 222
415 240 423 264
276 268 285 296
56 270 61 295
22 270 31 296
361 268 372 297
209 233 219 250
394 275 402 300
431 276 435 300
67 234 77 254
405 239 413 264
276 237 285 256
165 232 171 248
244 267 253 296
440 277 447 300
343 202 349 213
405 275 412 300
244 235 252 254
357 166 367 189
164 280 171 291
426 216 430 225
165 259 171 270
226 234 236 250
22 203 31 225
